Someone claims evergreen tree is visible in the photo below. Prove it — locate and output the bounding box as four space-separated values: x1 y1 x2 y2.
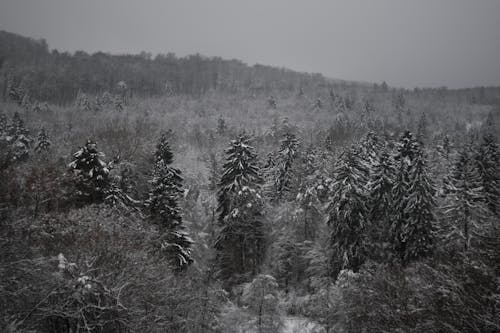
7 112 32 162
154 131 175 164
215 135 265 285
416 112 429 143
366 143 395 260
35 127 51 153
217 116 227 136
272 132 299 201
391 138 435 265
147 156 193 270
0 114 7 134
68 140 111 204
444 145 486 250
475 132 500 216
327 148 369 276
217 135 263 223
268 96 277 109
215 186 266 284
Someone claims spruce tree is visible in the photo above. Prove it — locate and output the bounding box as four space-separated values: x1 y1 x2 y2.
272 132 299 201
391 135 435 265
217 116 227 136
7 112 32 162
35 127 51 153
475 132 500 216
215 135 265 285
147 133 193 270
327 147 369 276
366 143 395 261
68 140 111 204
217 134 263 223
444 145 485 250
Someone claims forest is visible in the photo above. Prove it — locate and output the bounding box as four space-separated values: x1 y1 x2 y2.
1 31 500 332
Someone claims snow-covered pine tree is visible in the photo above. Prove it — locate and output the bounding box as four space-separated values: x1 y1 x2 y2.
217 116 227 136
215 185 266 285
7 112 32 162
366 142 395 261
327 147 369 276
391 131 421 263
68 140 111 204
475 132 500 216
437 134 452 161
294 144 323 241
359 131 382 169
272 132 300 201
215 135 265 284
146 132 193 269
0 114 7 134
392 142 435 265
444 145 486 250
416 112 429 143
154 131 175 164
216 134 263 223
35 127 51 153
147 155 193 270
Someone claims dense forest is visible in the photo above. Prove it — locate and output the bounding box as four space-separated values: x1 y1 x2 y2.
1 31 500 332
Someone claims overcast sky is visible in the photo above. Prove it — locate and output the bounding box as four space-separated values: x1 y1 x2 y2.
1 0 499 88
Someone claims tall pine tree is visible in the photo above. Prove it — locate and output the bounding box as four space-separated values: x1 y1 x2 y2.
391 133 435 265
147 133 193 270
444 144 486 251
366 142 395 261
327 147 369 276
272 132 300 201
214 135 265 285
68 140 111 204
475 132 500 216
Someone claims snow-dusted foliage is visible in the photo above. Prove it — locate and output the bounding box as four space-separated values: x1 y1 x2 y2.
215 185 266 285
4 112 33 162
68 140 111 204
366 141 395 260
147 133 193 270
271 132 300 201
475 131 500 216
215 135 266 285
217 134 263 223
391 133 435 265
35 127 51 153
443 144 486 250
327 147 370 275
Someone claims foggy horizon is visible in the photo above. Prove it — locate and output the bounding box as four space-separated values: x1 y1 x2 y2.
1 0 500 89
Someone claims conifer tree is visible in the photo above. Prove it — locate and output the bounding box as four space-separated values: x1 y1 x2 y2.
35 127 51 153
217 116 227 136
217 135 263 223
366 143 395 260
68 140 111 204
272 132 300 201
215 135 265 285
216 186 266 283
7 112 32 162
444 145 486 250
147 133 193 270
475 132 500 216
327 148 369 276
391 134 435 265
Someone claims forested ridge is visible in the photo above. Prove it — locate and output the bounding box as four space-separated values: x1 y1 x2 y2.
1 31 500 332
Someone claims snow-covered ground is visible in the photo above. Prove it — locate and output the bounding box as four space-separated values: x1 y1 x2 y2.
282 316 325 333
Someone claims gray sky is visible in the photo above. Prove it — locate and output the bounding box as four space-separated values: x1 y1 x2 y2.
1 0 499 88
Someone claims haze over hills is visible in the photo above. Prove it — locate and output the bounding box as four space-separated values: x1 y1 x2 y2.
1 30 500 107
